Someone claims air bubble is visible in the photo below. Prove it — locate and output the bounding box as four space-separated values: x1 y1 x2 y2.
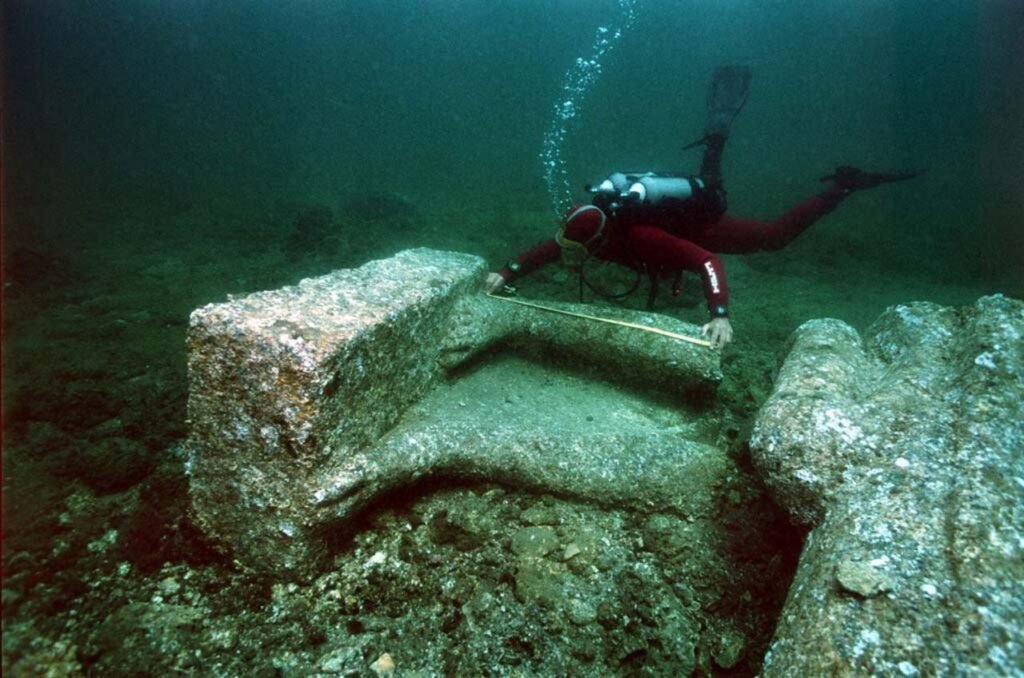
541 0 639 217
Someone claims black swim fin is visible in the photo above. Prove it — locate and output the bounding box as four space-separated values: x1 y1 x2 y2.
706 65 752 137
819 165 925 193
684 65 753 150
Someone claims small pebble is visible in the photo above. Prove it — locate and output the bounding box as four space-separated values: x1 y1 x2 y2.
898 660 919 676
159 577 181 596
370 652 395 676
566 598 598 625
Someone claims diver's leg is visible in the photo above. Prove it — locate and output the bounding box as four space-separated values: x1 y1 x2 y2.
695 189 846 254
698 165 924 254
698 133 728 219
688 66 752 220
699 133 726 187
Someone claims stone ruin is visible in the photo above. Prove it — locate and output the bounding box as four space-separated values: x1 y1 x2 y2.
185 248 720 580
750 294 1022 675
186 248 1022 673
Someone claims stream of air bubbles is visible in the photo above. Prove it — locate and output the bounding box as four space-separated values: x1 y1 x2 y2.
541 0 639 218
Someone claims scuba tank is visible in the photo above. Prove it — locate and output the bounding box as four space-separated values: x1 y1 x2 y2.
626 174 705 206
579 171 717 307
587 172 706 210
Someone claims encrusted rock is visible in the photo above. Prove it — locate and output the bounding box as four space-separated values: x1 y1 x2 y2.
712 624 747 670
511 527 559 558
514 558 567 607
835 559 894 598
186 248 722 579
566 597 599 626
751 294 1024 676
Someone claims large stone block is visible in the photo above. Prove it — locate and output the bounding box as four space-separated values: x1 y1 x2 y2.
186 248 722 580
750 295 1023 676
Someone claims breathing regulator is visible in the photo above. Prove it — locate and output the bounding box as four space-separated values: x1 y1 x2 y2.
585 171 706 213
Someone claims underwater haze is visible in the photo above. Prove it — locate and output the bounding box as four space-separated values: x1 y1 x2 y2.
7 0 1023 275
3 0 1022 675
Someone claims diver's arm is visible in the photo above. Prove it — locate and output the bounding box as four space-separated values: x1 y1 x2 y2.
487 239 561 291
627 225 730 317
625 224 734 348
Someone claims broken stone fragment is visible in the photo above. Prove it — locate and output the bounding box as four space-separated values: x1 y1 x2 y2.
751 294 1024 676
369 652 395 677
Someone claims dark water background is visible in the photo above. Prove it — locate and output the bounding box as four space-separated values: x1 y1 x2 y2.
6 0 1022 274
2 0 1022 673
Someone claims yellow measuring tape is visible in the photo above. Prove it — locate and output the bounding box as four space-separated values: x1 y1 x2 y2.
486 293 714 349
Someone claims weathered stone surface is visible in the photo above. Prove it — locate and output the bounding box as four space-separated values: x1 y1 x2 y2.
751 295 1024 676
442 294 721 393
835 559 894 598
186 248 722 579
187 249 484 578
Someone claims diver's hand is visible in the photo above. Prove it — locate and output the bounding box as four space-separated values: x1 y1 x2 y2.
701 317 733 349
485 272 507 294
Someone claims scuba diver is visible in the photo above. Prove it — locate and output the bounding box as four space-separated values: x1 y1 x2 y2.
486 66 922 349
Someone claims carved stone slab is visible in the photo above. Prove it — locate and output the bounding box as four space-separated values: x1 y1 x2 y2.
186 248 722 579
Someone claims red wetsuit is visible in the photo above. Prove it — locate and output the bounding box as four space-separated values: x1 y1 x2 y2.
498 185 847 317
